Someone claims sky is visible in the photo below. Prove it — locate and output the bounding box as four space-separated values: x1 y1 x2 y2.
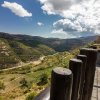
0 0 100 39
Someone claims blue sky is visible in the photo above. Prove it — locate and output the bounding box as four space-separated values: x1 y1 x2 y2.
0 0 61 38
0 0 100 38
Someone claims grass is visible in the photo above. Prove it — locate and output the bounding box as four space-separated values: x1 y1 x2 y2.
0 51 74 100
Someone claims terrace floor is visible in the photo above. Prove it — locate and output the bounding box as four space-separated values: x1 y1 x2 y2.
92 66 100 100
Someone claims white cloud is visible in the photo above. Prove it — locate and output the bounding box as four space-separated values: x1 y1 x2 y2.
52 18 97 38
51 29 66 35
39 0 100 38
39 0 84 15
1 1 32 17
51 29 76 39
53 19 85 32
37 22 44 26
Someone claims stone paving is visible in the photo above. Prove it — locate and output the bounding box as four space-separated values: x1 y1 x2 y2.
92 67 100 100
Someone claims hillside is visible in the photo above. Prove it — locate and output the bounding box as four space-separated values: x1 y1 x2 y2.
0 32 97 100
0 38 21 69
0 32 97 69
0 34 56 69
0 51 74 100
0 32 97 51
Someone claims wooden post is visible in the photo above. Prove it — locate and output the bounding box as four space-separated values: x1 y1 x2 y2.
77 55 87 100
97 49 100 65
80 48 97 100
69 59 83 100
50 67 73 100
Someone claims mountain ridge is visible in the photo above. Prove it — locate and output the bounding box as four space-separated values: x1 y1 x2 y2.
0 32 98 51
0 32 97 69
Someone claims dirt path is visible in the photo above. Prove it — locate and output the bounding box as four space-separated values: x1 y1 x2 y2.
0 56 45 71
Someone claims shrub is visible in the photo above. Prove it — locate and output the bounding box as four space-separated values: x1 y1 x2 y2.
26 92 36 100
37 73 48 85
0 96 3 100
20 78 28 88
9 77 15 81
0 81 5 90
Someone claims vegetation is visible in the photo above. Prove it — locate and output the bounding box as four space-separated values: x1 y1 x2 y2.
37 73 48 85
0 38 55 69
26 92 37 100
20 78 28 88
0 38 20 69
0 32 97 100
0 51 74 100
0 32 97 69
0 81 5 90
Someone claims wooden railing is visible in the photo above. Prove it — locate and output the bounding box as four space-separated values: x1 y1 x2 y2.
34 47 98 100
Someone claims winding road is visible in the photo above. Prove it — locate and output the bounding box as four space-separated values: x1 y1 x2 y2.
0 56 45 71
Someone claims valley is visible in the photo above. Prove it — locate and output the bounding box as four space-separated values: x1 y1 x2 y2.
0 32 97 69
0 51 74 100
0 32 97 100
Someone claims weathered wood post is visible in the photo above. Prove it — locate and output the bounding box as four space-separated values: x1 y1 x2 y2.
97 49 100 65
69 59 83 100
50 67 73 100
77 55 87 100
80 48 97 100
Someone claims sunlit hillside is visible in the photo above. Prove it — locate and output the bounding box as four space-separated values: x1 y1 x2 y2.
0 51 74 100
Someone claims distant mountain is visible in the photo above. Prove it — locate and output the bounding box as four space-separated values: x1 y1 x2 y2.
0 32 97 52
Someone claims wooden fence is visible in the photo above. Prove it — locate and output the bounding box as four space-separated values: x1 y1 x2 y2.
34 47 98 100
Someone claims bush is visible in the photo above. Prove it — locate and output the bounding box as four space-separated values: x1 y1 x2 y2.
20 78 28 88
0 81 5 90
26 92 36 100
37 73 48 85
9 77 15 81
0 96 3 100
